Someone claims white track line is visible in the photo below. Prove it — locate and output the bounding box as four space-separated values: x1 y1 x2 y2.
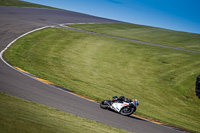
0 24 186 132
0 26 50 66
0 25 99 104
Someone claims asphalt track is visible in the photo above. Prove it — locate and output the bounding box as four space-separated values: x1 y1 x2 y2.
0 7 183 133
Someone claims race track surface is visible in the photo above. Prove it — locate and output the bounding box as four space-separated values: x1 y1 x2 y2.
0 6 181 133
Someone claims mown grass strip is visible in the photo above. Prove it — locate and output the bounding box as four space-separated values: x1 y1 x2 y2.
3 27 200 132
70 23 200 52
62 25 200 54
0 92 131 133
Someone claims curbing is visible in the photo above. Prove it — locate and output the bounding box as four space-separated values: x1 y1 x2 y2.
0 24 188 133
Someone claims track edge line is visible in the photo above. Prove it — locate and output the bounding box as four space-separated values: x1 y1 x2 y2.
0 24 189 133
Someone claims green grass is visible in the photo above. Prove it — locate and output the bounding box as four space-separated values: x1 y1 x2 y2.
69 23 200 52
0 0 59 9
3 27 200 132
0 92 130 133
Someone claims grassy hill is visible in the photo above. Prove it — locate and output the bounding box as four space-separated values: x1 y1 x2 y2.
1 0 200 132
4 26 200 132
0 92 130 133
0 0 129 133
70 23 200 52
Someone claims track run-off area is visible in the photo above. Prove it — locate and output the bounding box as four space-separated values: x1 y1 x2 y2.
0 6 191 133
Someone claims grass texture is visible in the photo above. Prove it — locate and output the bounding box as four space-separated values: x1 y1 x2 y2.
0 92 130 133
70 23 200 52
3 26 200 132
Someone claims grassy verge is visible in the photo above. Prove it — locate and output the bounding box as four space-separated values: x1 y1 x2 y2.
69 23 200 52
0 0 59 9
3 27 200 132
0 92 130 133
